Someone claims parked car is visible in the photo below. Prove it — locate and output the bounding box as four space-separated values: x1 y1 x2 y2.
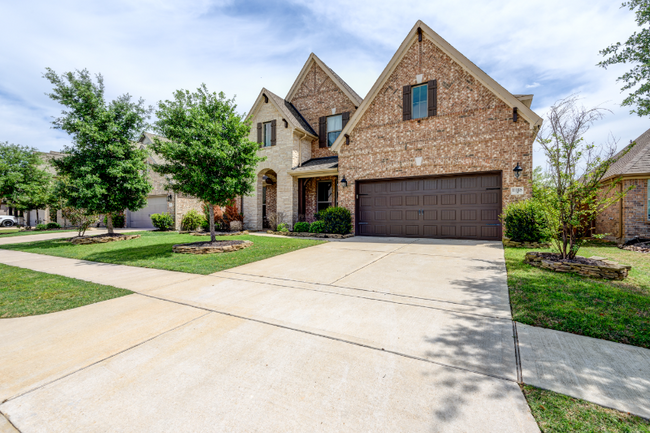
0 215 18 227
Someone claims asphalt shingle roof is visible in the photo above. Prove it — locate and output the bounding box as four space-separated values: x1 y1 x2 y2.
291 156 338 173
603 127 650 180
265 90 317 136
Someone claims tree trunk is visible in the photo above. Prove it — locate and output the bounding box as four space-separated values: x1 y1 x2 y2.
106 213 114 235
208 203 216 243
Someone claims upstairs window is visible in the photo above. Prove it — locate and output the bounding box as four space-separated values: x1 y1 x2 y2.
327 115 342 147
411 84 428 119
263 122 273 147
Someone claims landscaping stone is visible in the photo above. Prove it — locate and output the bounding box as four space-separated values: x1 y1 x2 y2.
69 234 141 245
189 231 249 237
621 241 650 253
267 231 354 239
524 251 631 280
172 240 252 254
502 237 550 249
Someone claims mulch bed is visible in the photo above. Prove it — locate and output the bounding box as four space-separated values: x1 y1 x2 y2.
172 240 252 254
69 233 141 245
621 241 650 253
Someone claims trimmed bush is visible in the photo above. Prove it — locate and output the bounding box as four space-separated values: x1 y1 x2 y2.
277 223 289 233
502 199 551 243
104 213 125 229
35 223 48 231
46 222 61 229
309 220 325 233
317 206 352 235
181 209 205 231
150 213 174 231
293 222 310 232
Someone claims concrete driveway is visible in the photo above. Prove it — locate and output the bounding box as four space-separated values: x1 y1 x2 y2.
0 237 538 432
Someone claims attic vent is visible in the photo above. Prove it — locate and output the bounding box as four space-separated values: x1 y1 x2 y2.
283 119 288 128
263 94 268 103
417 27 422 42
513 107 518 123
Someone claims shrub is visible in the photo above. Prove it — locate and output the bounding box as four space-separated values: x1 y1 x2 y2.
151 213 174 231
309 220 325 233
277 222 289 233
62 207 99 237
46 222 61 230
200 219 209 231
104 212 125 229
181 209 205 231
317 206 352 235
293 222 310 232
502 199 551 243
35 223 48 231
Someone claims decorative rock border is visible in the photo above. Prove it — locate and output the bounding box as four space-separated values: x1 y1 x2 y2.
188 230 249 237
69 234 141 245
524 252 631 280
267 231 354 239
503 238 550 249
173 240 253 254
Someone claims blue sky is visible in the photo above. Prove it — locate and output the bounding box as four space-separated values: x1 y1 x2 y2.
0 0 647 170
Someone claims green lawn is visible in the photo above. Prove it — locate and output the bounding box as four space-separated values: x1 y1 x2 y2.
0 263 131 318
523 385 650 432
0 229 77 238
0 231 324 275
506 243 650 348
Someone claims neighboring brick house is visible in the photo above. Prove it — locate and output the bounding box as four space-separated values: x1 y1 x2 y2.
594 128 650 241
244 20 542 240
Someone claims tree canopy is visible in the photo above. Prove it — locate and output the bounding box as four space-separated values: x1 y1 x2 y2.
43 68 153 234
599 0 650 116
0 142 52 216
150 84 264 242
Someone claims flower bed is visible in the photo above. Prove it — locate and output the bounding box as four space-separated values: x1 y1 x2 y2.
524 252 631 280
172 240 252 254
69 234 141 245
186 230 249 236
503 237 550 249
266 231 353 239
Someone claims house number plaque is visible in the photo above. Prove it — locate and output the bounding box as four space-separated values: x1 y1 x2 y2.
510 187 524 195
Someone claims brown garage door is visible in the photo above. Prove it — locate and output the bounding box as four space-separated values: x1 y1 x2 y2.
356 173 502 240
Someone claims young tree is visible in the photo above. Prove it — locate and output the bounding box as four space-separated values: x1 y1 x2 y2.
150 84 264 242
535 96 633 259
598 0 650 116
0 142 52 222
43 68 152 235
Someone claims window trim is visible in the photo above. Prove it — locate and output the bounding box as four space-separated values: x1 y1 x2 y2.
263 121 272 147
411 83 428 120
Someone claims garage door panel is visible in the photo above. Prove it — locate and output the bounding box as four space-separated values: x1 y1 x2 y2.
129 197 167 228
357 173 501 240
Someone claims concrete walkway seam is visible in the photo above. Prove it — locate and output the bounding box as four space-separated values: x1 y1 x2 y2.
512 321 522 384
0 411 21 433
2 311 211 404
133 290 518 384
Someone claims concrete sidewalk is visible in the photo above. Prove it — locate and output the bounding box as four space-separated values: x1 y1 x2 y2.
0 228 150 246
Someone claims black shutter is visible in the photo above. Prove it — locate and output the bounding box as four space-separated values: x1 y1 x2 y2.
342 111 350 129
271 119 277 146
257 123 262 144
319 116 327 148
428 80 437 117
402 85 411 121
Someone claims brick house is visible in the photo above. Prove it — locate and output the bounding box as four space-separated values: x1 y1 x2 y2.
594 127 650 241
243 20 542 240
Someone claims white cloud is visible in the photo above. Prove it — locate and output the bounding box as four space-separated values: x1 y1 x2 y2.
0 0 647 172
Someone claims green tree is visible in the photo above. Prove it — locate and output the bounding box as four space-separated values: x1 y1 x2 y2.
150 84 264 242
0 142 52 222
44 68 152 234
598 0 650 116
535 96 633 259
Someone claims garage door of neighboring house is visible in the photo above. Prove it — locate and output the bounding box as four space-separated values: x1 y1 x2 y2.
128 196 168 228
356 173 502 240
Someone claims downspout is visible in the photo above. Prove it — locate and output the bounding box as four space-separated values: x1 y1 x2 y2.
619 182 624 241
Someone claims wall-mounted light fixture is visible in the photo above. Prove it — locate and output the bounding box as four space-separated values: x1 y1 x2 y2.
340 176 348 188
167 193 173 202
262 175 275 185
513 162 523 179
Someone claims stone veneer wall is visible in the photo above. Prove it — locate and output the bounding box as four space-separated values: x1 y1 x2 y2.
304 176 338 222
623 178 650 239
337 36 535 233
289 62 359 160
174 194 205 230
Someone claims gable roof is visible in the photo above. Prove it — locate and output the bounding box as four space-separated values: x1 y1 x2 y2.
330 20 543 152
286 53 363 107
602 127 650 181
247 88 317 137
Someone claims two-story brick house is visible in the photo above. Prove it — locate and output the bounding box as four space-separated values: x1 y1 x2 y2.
243 20 542 240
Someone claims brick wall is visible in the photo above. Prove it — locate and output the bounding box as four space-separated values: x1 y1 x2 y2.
623 178 650 239
337 37 535 232
289 62 359 160
594 184 623 240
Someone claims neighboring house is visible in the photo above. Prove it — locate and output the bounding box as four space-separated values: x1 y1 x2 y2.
595 128 650 241
243 20 542 240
